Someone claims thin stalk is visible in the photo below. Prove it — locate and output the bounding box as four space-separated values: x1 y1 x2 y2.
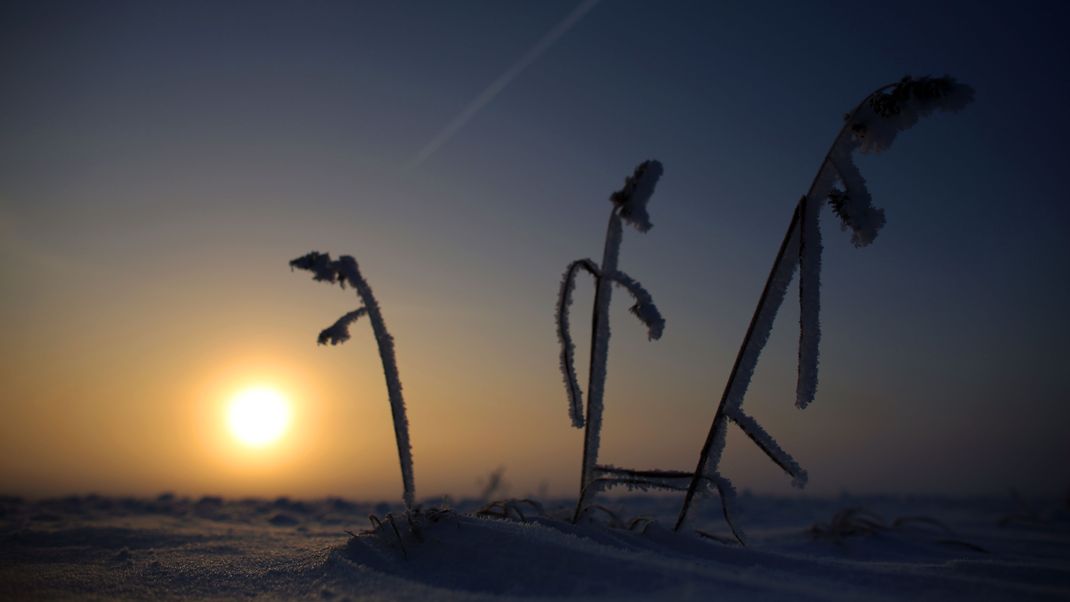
573 212 623 522
595 466 694 480
674 202 802 531
673 83 899 531
344 259 416 510
714 479 745 546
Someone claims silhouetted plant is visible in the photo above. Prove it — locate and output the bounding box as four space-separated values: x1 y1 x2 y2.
675 76 974 540
555 160 665 522
290 251 416 509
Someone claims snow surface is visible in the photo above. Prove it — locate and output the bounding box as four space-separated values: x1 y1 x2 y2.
2 493 1067 600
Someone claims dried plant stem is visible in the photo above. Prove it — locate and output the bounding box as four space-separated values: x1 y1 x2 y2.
290 252 416 510
675 202 802 531
573 213 623 523
346 263 416 510
673 84 896 533
595 466 693 480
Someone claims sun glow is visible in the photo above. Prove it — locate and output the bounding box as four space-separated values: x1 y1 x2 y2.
227 387 292 447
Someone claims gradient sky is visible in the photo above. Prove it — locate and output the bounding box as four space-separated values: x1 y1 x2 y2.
1 0 1068 502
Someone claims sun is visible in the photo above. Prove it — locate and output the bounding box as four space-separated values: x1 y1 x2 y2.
227 386 292 447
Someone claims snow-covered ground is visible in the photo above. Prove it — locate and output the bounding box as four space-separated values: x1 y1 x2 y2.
1 493 1067 600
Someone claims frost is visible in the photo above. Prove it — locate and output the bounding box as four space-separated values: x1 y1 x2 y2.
610 160 663 233
318 308 368 346
555 259 600 428
290 252 416 509
555 161 665 521
677 75 972 537
724 216 801 414
727 408 808 488
850 76 975 154
827 141 885 247
580 215 621 502
797 195 822 409
588 466 693 494
610 270 665 340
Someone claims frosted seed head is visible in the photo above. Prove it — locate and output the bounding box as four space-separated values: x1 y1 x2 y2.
850 76 974 154
610 160 663 233
290 252 341 285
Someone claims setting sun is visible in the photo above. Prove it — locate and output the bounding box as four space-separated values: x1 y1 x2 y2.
227 387 292 447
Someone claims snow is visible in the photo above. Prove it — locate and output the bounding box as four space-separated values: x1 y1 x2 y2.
3 493 1066 600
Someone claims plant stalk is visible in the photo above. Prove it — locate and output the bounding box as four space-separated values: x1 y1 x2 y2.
674 202 802 531
573 212 623 522
347 261 416 509
673 83 900 531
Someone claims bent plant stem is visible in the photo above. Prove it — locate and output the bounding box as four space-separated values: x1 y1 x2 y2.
674 82 907 532
290 252 415 510
574 213 624 523
674 202 802 531
557 259 600 425
354 273 416 510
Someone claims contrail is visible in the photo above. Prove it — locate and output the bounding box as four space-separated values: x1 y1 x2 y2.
405 0 600 170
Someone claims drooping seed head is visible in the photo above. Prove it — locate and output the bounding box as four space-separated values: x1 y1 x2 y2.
610 160 663 233
290 251 341 285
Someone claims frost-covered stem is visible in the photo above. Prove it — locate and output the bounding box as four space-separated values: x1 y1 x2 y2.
793 83 897 407
556 259 600 427
573 213 623 523
338 258 416 509
807 83 898 191
674 203 802 531
797 193 822 407
727 409 807 487
595 466 694 480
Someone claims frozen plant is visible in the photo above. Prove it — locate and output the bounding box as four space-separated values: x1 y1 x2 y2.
290 251 416 509
675 76 973 540
555 160 666 522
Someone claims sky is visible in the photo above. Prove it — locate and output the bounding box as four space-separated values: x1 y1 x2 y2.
1 0 1068 502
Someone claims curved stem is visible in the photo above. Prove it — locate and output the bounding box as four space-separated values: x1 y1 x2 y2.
802 82 897 199
557 259 601 427
340 258 416 510
674 83 898 532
